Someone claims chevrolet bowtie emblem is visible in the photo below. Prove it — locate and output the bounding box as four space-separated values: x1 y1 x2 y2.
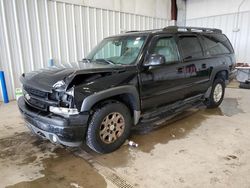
25 93 31 100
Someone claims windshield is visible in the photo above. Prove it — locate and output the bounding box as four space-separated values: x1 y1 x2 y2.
86 36 146 65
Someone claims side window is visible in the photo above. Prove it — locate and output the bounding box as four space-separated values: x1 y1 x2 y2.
152 37 179 64
202 34 231 56
178 36 203 60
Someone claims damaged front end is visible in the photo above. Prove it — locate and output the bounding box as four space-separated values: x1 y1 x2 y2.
18 71 89 147
22 82 78 115
17 62 136 147
48 83 79 117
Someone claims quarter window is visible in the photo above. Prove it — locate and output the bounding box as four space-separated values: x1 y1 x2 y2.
152 37 179 64
202 34 232 56
179 36 203 60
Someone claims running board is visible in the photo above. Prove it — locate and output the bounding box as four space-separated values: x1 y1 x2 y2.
141 94 204 120
133 94 204 133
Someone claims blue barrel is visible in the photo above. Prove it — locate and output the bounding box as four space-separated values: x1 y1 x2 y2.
0 71 9 103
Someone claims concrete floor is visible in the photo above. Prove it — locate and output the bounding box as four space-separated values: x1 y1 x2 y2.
1 86 250 188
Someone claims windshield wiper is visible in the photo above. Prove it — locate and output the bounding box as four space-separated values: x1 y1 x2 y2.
95 59 115 65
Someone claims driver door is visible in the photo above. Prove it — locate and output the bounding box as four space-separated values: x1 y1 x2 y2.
140 35 186 111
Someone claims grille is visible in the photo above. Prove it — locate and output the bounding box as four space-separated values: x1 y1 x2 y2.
23 85 48 111
28 98 47 110
23 85 48 98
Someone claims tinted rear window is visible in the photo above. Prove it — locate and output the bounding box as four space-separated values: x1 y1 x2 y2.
202 34 233 56
178 36 203 60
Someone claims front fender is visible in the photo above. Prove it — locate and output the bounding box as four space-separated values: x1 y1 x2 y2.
80 85 140 112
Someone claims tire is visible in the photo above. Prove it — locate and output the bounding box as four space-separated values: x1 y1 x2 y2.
239 82 250 89
204 78 225 108
86 101 132 153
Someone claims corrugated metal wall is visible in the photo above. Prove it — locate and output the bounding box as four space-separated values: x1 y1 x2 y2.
0 0 169 101
186 10 250 64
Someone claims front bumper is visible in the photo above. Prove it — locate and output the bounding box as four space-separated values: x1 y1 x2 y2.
18 97 89 147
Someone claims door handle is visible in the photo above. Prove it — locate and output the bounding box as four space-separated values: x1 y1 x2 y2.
202 64 207 69
177 67 183 73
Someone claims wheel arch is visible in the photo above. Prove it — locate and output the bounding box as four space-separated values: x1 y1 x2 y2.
81 85 141 125
210 66 229 83
205 67 229 98
214 70 228 82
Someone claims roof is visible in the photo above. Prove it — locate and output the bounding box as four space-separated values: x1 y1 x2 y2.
106 26 223 38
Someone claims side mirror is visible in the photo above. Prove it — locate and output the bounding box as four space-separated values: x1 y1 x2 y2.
144 54 165 66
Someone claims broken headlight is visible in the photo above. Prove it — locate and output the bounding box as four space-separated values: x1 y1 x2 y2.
49 106 79 116
49 87 77 115
53 80 65 89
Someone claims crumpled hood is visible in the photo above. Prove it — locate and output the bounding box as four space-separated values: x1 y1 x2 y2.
20 63 130 92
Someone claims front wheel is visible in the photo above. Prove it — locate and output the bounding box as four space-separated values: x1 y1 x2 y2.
86 101 132 153
204 78 225 108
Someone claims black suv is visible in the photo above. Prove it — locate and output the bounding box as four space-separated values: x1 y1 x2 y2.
18 26 236 153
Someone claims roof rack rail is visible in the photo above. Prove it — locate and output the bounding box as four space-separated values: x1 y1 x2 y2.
162 26 222 34
125 29 162 33
125 30 140 33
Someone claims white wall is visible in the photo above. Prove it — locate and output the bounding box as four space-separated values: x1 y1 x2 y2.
57 0 171 19
186 0 250 65
186 0 250 19
0 0 170 101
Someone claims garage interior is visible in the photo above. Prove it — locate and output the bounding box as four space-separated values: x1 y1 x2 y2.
1 0 250 187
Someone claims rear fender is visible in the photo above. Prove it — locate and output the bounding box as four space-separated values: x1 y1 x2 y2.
205 65 229 98
210 65 229 84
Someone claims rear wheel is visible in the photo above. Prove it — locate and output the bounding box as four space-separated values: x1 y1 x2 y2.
86 101 132 153
204 78 225 108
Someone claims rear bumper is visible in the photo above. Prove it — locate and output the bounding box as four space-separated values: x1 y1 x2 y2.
18 97 89 147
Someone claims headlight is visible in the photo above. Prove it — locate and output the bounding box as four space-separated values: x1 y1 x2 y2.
49 106 79 116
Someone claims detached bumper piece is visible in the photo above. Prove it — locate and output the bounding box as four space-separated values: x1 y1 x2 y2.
18 97 89 147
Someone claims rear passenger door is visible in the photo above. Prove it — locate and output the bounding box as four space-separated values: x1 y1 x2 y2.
177 34 211 98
